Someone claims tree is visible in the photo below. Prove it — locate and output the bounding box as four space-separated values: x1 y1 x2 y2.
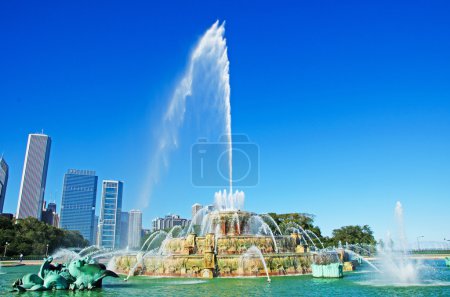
0 216 89 256
328 225 376 247
267 212 325 247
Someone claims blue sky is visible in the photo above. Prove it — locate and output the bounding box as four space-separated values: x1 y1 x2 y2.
1 1 449 243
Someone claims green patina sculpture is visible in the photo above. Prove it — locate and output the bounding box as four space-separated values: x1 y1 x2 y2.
12 256 119 292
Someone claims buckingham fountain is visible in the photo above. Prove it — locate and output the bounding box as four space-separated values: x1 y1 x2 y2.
113 190 335 280
112 20 344 280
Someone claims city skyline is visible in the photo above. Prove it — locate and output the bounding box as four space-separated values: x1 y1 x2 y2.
1 1 450 243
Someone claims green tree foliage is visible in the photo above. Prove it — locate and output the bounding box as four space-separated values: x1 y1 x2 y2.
0 217 89 256
267 213 323 236
267 213 376 249
328 225 376 247
267 212 326 247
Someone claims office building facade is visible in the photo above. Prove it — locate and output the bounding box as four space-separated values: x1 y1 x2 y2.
0 157 9 213
16 133 51 219
98 180 123 249
128 209 142 249
60 169 98 243
120 211 129 249
191 203 203 220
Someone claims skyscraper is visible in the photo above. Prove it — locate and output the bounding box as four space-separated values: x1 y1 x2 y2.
192 203 203 219
16 133 51 219
128 210 142 249
41 201 59 227
120 211 129 249
60 169 98 244
98 180 123 249
0 157 9 213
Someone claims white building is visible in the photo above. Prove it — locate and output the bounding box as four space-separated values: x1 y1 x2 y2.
191 203 203 219
152 214 190 231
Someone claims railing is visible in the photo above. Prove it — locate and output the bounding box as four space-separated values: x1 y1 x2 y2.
0 256 45 261
411 249 450 255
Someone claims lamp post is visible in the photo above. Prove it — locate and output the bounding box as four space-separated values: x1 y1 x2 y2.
45 244 49 257
416 236 424 251
3 242 9 257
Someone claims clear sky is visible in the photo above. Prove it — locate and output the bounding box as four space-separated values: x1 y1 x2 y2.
1 1 449 244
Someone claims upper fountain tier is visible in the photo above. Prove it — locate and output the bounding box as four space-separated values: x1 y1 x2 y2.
214 189 245 211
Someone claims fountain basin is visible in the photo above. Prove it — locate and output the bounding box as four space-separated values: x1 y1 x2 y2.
114 253 312 278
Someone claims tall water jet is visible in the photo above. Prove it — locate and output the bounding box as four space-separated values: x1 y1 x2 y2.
141 21 233 208
214 189 244 211
370 201 424 285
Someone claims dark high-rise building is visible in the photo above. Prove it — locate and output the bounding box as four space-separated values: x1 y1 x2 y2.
60 169 98 244
16 133 51 219
41 201 58 226
0 156 9 213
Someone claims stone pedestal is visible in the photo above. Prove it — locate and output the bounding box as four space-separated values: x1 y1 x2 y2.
296 245 308 253
183 233 197 255
202 269 214 279
343 261 354 272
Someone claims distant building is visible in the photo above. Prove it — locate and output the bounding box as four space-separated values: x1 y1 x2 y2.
47 202 57 213
128 210 142 249
142 229 152 237
0 213 14 220
191 203 203 219
16 133 51 219
98 180 123 249
120 211 129 249
41 201 59 226
0 157 9 213
152 214 190 231
94 215 99 246
60 169 98 244
53 212 60 228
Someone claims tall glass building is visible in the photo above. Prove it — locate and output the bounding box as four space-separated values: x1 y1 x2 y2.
120 211 129 249
98 180 123 249
0 156 9 213
16 133 51 219
60 169 98 244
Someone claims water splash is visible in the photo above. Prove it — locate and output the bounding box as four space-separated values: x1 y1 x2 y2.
239 246 271 282
369 201 426 286
51 248 79 262
214 189 244 211
306 230 324 249
141 20 233 208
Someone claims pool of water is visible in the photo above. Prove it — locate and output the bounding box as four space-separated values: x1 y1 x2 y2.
1 260 449 296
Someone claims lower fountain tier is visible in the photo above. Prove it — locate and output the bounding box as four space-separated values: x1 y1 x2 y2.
114 253 313 278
